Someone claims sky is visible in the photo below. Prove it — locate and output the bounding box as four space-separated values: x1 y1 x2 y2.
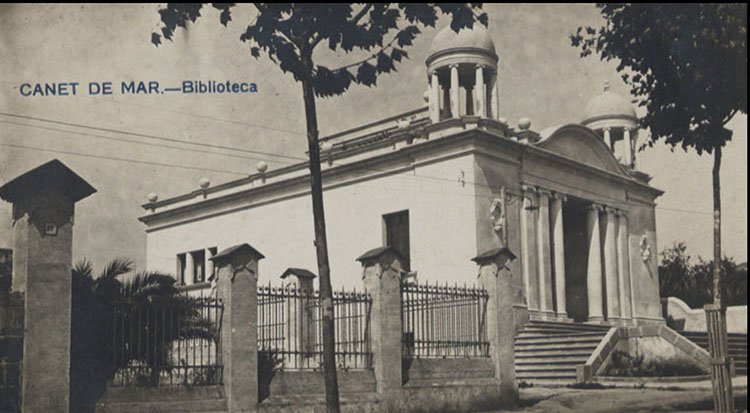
0 4 746 274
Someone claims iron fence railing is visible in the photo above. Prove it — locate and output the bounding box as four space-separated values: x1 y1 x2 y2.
258 284 372 370
401 281 489 358
0 294 23 337
111 295 223 387
0 360 21 412
0 293 23 413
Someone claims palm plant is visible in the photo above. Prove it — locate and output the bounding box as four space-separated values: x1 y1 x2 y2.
70 258 219 412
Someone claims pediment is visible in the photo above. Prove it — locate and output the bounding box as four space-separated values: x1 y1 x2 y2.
535 124 627 176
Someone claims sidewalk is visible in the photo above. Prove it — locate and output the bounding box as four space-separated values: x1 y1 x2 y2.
593 375 747 391
483 377 748 412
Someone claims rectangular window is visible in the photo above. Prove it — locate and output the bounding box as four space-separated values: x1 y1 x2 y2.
192 249 206 283
383 210 410 271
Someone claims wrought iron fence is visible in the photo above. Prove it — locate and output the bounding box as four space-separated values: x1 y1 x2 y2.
401 281 489 358
0 294 23 337
258 284 372 370
0 360 21 412
0 293 23 412
111 295 223 387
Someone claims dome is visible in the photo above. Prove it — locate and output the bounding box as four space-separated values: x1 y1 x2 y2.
582 82 636 124
428 24 496 58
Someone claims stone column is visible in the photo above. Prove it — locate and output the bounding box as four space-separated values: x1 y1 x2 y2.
185 251 195 286
603 207 620 322
624 128 633 166
490 77 500 120
586 203 605 323
450 64 460 118
465 87 474 116
281 268 317 368
475 65 486 118
603 128 612 149
520 185 539 315
212 243 264 413
616 211 633 321
358 247 403 396
550 192 568 319
536 189 554 318
473 247 519 407
0 159 96 413
430 71 440 123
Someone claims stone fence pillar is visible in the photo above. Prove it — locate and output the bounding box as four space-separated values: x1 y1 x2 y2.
211 244 264 413
357 247 404 396
281 268 317 367
473 247 519 407
0 160 96 413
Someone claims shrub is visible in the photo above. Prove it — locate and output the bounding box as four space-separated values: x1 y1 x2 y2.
605 350 706 377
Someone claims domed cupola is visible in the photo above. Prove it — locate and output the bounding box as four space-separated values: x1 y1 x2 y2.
581 81 638 168
425 24 500 122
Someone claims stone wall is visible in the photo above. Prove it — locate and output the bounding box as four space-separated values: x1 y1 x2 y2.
662 296 748 334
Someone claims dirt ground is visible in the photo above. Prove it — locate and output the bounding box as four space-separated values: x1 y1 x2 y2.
485 386 748 412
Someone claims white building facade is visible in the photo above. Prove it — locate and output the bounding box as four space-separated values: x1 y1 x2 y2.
140 25 665 326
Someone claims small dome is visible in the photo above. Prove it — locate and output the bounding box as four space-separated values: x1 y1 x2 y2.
582 81 636 124
428 24 496 58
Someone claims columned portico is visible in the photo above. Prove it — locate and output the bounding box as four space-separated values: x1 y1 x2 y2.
586 203 605 323
518 188 637 325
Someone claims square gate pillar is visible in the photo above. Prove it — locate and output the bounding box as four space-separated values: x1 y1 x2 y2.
0 159 96 413
211 243 264 413
473 247 519 407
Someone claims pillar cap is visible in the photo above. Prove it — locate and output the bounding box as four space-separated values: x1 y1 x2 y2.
0 159 96 203
471 247 517 265
210 243 265 265
281 267 317 280
356 246 406 265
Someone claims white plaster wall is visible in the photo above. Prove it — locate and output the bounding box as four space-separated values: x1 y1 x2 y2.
628 201 663 323
663 297 748 334
146 155 479 289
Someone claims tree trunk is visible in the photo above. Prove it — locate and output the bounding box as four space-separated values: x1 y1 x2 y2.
707 146 734 412
301 76 340 413
712 147 722 306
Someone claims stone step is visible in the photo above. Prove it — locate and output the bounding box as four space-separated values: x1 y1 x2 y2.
515 335 606 346
515 348 593 358
516 364 578 372
516 331 607 339
523 325 609 334
516 370 577 380
527 320 611 330
515 355 589 365
514 343 599 352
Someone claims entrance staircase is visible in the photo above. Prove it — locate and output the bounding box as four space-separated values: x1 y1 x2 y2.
679 331 748 376
515 320 611 383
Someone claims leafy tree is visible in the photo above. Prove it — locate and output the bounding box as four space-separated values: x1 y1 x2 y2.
572 5 746 408
658 242 748 309
152 4 486 411
70 258 216 412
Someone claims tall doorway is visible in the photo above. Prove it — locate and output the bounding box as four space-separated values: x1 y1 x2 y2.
562 197 590 322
